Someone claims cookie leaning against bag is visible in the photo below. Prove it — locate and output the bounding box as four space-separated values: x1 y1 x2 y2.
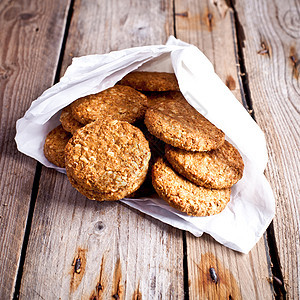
70 85 148 125
60 105 84 134
144 92 225 152
44 125 71 168
165 141 244 189
152 157 231 217
119 71 180 92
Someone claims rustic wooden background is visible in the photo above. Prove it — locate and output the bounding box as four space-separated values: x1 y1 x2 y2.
0 0 299 299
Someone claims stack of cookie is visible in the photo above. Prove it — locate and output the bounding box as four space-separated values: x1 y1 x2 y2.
43 71 244 216
144 92 244 217
44 84 151 201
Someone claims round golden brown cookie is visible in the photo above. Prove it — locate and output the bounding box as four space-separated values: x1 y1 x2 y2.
69 165 155 201
143 91 182 107
65 120 151 201
152 158 231 217
144 93 225 151
67 171 122 201
44 125 71 168
119 72 180 92
60 105 84 134
70 85 148 125
165 141 244 189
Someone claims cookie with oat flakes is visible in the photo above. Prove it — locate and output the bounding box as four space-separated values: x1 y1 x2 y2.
152 157 231 217
165 141 244 189
144 92 225 151
143 91 182 107
44 125 71 168
70 85 148 125
60 105 84 134
67 171 122 201
119 71 180 92
65 120 151 201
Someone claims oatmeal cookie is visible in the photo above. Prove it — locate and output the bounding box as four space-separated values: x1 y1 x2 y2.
165 141 244 189
60 105 83 134
119 72 180 91
44 125 71 168
65 120 151 201
152 158 231 216
70 86 148 125
144 93 225 151
143 91 182 107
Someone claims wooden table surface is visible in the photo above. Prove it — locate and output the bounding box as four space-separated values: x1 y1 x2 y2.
0 0 299 299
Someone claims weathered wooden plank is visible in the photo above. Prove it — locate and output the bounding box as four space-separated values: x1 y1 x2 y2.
0 0 71 298
61 0 174 74
174 0 275 298
19 0 184 299
234 0 300 298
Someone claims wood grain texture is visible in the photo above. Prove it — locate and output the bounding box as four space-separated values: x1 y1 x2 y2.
61 0 174 74
174 0 275 298
20 172 184 299
19 0 185 299
0 0 70 298
234 0 300 298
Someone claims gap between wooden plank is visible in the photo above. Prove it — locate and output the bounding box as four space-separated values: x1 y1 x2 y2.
172 4 190 298
12 1 75 298
266 223 287 299
228 0 255 118
13 163 42 300
229 0 287 298
182 231 190 300
53 0 75 84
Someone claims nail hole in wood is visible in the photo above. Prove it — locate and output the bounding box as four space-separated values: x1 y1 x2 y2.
97 282 103 291
209 267 218 284
257 41 269 56
94 221 105 233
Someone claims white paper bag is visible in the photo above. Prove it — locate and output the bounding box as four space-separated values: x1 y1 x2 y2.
15 36 275 253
